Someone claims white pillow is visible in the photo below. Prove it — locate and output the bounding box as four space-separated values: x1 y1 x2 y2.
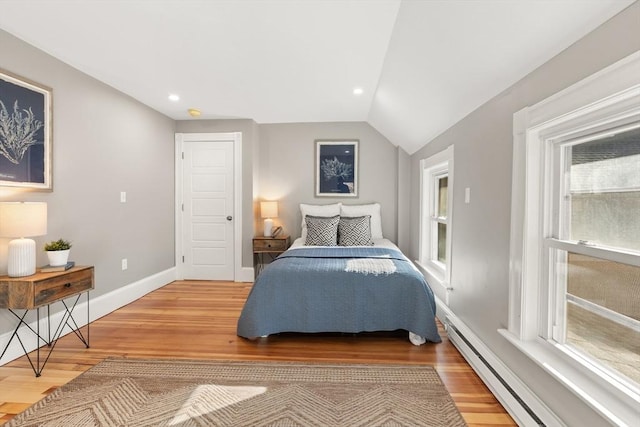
300 203 342 239
340 203 383 239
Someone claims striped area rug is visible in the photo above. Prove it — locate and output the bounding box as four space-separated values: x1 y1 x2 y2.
7 358 467 426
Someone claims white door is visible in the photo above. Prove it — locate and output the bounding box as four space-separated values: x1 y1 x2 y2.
181 138 235 280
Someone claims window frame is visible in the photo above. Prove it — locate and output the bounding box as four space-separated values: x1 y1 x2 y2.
547 124 640 345
418 146 454 292
502 51 640 425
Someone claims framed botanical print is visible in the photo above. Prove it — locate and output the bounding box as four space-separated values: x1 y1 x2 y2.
0 69 52 190
315 140 358 197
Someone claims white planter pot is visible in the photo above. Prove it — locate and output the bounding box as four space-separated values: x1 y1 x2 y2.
47 249 70 266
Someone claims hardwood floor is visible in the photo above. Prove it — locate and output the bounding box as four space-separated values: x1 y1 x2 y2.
0 280 515 426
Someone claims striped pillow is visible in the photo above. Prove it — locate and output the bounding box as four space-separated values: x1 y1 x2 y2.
304 215 339 246
338 215 373 246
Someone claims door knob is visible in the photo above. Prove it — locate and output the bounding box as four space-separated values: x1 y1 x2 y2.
226 216 233 221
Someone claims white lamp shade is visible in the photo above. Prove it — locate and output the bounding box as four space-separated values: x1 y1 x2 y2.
0 202 47 237
260 201 278 219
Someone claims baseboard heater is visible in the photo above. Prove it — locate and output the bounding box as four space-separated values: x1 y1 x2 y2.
444 317 559 426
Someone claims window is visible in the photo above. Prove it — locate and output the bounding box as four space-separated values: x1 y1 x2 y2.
436 175 448 263
419 146 453 290
549 125 640 383
504 52 640 425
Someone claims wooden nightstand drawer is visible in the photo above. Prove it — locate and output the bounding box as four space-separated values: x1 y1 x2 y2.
0 266 94 310
253 237 290 252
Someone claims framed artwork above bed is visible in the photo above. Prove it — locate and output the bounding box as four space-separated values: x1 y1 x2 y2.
315 139 358 198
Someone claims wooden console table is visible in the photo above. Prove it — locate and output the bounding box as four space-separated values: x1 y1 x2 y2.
0 266 94 376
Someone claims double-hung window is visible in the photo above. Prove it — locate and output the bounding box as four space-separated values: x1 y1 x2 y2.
505 52 640 425
549 124 640 378
419 146 453 291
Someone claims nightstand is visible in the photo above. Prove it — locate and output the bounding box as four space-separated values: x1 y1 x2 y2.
0 266 94 376
253 235 291 279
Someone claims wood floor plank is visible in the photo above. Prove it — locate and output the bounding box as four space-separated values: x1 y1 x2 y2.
0 280 516 426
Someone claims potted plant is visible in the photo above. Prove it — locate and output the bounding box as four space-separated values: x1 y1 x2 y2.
44 239 72 266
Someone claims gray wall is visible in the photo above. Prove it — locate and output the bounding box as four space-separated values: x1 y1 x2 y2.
174 120 400 265
395 146 411 254
407 3 640 426
0 29 176 334
256 122 399 243
174 119 258 268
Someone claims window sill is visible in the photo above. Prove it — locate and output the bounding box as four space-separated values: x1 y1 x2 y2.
498 329 639 426
415 260 447 290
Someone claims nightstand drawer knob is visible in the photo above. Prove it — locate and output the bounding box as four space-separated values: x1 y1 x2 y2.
64 283 71 288
226 216 233 221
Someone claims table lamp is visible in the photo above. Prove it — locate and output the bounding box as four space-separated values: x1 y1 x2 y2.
0 202 47 277
260 201 278 237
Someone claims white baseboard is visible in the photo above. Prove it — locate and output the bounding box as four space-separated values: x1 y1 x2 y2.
435 298 564 427
90 267 176 321
0 267 176 366
238 267 254 283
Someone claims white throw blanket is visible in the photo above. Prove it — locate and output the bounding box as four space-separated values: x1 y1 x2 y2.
345 258 397 275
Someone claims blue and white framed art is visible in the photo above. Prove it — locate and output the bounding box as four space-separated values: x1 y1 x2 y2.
0 69 52 190
315 139 358 198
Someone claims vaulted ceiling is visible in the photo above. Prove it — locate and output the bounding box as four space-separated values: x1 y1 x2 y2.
0 0 634 154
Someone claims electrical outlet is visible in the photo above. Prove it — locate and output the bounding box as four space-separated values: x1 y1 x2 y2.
122 258 128 270
120 191 127 203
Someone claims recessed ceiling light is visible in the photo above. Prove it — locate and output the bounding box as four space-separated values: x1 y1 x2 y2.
168 94 180 102
353 87 364 96
188 108 201 117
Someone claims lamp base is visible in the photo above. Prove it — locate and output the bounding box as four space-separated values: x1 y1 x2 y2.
8 238 37 277
263 218 274 237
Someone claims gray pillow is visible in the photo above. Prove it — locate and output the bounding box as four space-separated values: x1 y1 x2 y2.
338 215 373 246
304 215 339 246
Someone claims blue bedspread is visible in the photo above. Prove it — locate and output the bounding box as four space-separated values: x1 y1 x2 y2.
237 247 441 343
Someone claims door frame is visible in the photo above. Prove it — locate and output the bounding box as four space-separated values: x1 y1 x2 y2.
174 132 243 281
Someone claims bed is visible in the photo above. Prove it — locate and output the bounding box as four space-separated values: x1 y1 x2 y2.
237 203 441 345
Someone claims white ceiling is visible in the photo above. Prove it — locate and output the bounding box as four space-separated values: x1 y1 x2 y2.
0 0 634 154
